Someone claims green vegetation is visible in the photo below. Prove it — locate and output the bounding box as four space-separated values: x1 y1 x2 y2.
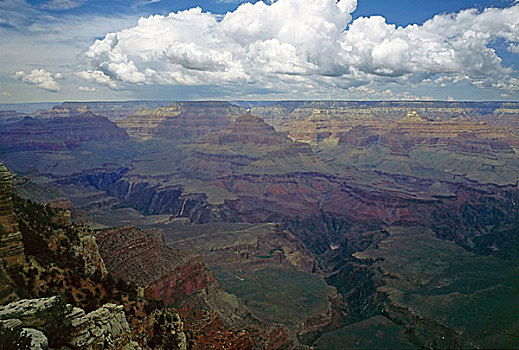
354 226 519 349
314 315 415 349
12 194 84 272
472 220 519 264
213 267 333 329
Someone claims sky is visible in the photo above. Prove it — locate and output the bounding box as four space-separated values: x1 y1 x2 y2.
0 0 518 103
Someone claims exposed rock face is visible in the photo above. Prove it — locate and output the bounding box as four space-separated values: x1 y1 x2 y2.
179 113 326 180
141 309 187 350
67 303 139 349
251 100 519 131
0 110 25 124
76 230 108 278
36 104 89 119
36 101 174 121
0 191 192 350
48 198 91 224
0 322 49 350
0 163 25 268
336 115 518 156
0 113 131 177
116 104 181 139
0 297 141 350
117 101 243 140
22 327 48 350
0 164 20 304
286 109 360 142
5 100 519 348
0 112 128 154
202 112 314 157
95 226 217 306
143 256 217 306
207 112 296 147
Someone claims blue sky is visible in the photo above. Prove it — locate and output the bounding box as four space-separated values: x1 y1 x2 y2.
1 0 518 102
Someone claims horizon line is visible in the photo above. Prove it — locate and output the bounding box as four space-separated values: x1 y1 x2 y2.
2 99 519 106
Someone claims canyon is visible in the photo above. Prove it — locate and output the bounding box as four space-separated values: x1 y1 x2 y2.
1 100 519 348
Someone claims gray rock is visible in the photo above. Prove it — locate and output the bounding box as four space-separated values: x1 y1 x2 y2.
0 318 22 328
0 296 57 328
67 303 139 349
0 297 141 350
22 328 48 350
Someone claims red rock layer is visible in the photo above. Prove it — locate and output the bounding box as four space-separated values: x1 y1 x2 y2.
95 225 217 306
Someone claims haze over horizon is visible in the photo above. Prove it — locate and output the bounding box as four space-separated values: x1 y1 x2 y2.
1 0 519 103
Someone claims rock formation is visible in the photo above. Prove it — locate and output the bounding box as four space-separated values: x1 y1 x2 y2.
68 303 139 349
0 296 145 350
4 100 519 348
0 163 25 268
95 226 217 307
0 113 130 176
76 230 108 278
117 101 243 140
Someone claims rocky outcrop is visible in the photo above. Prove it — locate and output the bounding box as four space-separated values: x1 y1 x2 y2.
143 255 217 306
208 112 296 146
337 113 518 155
67 303 139 349
0 112 128 154
0 297 59 328
95 226 217 307
75 230 108 278
0 163 25 268
0 190 193 350
36 102 174 121
0 113 131 177
0 296 142 350
117 101 242 140
0 319 50 350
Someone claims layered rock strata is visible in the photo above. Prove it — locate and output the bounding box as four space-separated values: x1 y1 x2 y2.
0 163 24 267
95 226 217 306
117 101 243 140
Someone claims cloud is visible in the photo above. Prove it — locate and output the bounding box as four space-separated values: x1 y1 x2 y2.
493 77 519 91
76 70 118 89
78 86 96 91
12 69 61 92
40 0 86 10
77 0 519 96
78 0 356 87
0 0 48 30
509 43 519 54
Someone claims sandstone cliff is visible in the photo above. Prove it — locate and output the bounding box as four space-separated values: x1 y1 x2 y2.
95 226 217 307
117 101 243 140
0 163 25 268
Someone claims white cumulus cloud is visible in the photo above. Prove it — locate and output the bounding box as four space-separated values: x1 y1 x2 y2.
12 69 61 92
77 0 519 95
76 70 118 89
